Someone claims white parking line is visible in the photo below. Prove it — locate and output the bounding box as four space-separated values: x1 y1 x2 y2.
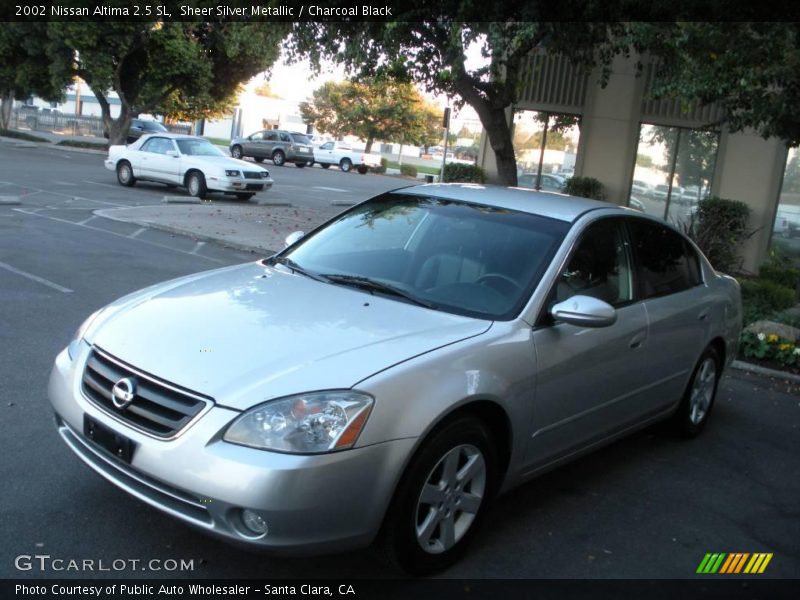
129 227 147 238
77 215 97 225
83 180 118 190
0 259 73 293
190 241 206 254
53 181 77 186
312 186 348 193
12 208 225 263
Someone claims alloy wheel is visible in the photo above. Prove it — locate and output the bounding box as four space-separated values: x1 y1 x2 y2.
689 357 716 425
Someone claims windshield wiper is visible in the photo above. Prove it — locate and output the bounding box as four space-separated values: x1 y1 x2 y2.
322 274 437 309
265 256 329 282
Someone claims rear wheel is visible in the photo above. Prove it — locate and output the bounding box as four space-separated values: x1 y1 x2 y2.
116 161 136 187
295 162 306 168
186 171 207 198
340 158 353 172
378 416 496 575
254 157 264 163
272 150 286 166
320 163 331 169
357 165 368 174
231 145 243 159
668 346 721 437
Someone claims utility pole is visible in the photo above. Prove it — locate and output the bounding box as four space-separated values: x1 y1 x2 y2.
439 104 451 183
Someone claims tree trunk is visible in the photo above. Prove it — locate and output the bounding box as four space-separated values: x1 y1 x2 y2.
397 142 404 167
0 91 14 131
96 91 133 146
365 136 374 154
481 109 518 186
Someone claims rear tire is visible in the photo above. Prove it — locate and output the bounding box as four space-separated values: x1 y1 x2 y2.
254 157 264 163
320 163 331 169
116 161 136 187
295 162 306 168
340 158 353 172
378 416 497 576
668 346 721 438
357 165 368 174
186 171 207 198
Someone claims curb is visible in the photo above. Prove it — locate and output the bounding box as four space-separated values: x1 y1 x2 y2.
0 135 107 155
731 360 800 383
93 207 277 255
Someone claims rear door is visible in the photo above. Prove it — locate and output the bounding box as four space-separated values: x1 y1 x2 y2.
527 217 650 466
625 218 710 408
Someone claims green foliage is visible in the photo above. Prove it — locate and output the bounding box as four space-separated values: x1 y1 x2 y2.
300 78 440 152
739 331 800 369
760 248 800 290
400 164 418 178
740 279 796 324
0 129 52 143
370 158 388 174
443 163 487 183
564 176 606 200
55 140 108 150
681 197 751 274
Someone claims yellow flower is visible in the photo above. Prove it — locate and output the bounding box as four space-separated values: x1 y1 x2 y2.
779 343 793 352
767 334 779 343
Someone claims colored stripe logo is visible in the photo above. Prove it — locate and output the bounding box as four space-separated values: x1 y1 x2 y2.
697 553 773 574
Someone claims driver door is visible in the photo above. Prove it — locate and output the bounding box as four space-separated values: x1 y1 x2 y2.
526 217 650 468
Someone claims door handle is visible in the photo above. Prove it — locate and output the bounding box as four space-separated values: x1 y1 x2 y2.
629 332 646 349
698 311 709 321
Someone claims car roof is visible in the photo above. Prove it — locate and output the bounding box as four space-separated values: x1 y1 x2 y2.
142 133 203 141
395 183 621 223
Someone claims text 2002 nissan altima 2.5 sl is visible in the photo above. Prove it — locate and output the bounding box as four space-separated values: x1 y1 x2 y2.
49 184 741 574
105 133 274 201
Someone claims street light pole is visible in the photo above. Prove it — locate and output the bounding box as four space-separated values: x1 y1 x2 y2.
439 103 451 183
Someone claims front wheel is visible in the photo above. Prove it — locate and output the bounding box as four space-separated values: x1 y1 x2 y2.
116 161 136 187
186 171 207 198
272 150 286 166
668 346 721 437
339 158 352 172
231 145 243 159
378 416 496 575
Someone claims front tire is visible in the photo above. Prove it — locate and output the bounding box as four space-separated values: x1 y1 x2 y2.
231 145 243 159
185 171 207 198
116 161 136 187
378 416 496 575
668 346 721 437
340 158 353 172
272 150 286 166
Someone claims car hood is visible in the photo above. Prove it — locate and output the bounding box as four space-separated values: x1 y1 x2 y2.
89 262 492 410
182 155 261 172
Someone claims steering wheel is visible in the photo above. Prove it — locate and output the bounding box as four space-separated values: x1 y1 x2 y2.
475 273 523 295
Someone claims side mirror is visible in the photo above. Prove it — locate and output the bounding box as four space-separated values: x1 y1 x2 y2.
550 295 617 328
284 231 305 248
165 150 178 157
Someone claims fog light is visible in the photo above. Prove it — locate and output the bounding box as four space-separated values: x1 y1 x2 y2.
240 509 269 536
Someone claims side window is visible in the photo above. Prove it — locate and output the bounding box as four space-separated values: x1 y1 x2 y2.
140 138 156 152
250 132 263 141
264 131 279 142
556 219 633 306
320 142 334 150
279 132 292 142
628 219 698 298
141 137 172 155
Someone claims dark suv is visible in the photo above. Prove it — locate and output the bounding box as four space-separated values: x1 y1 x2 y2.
104 119 169 144
229 130 314 167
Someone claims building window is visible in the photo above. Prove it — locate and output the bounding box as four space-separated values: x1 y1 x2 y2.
630 124 719 226
770 147 800 265
512 110 580 192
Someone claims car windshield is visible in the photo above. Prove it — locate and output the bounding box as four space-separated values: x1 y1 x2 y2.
176 139 226 157
282 193 569 320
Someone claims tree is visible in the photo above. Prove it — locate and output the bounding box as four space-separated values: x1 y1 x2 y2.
253 82 281 99
48 22 287 144
632 22 800 147
289 7 626 185
300 78 441 153
0 23 72 130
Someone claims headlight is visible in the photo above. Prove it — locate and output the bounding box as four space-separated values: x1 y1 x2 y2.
225 170 241 177
223 391 373 454
67 309 102 359
261 170 270 178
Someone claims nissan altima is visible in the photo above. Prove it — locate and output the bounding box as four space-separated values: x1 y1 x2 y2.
48 184 742 574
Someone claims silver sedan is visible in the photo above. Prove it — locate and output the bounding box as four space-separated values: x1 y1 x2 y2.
48 184 742 574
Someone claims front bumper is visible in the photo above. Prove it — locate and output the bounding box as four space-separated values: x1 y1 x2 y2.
208 176 274 193
48 345 414 554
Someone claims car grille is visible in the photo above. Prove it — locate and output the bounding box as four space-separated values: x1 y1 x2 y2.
243 171 266 179
245 183 263 191
81 348 212 439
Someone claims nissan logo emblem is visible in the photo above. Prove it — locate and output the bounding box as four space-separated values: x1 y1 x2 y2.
111 377 136 409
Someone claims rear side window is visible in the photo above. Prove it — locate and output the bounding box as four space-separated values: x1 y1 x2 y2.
627 219 701 298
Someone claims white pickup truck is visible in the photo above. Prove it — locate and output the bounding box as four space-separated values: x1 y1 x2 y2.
313 141 382 174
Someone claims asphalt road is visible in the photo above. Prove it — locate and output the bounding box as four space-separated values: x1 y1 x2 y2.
1 142 798 581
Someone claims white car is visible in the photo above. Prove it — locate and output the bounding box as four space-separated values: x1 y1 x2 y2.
313 141 382 174
105 134 274 200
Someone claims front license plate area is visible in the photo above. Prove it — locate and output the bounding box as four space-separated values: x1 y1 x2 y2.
84 415 136 464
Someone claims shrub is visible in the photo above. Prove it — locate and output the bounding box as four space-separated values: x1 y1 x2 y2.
0 129 51 143
563 176 606 200
759 248 800 290
370 158 387 174
681 197 750 274
739 331 800 369
443 163 487 183
740 278 796 324
400 164 417 178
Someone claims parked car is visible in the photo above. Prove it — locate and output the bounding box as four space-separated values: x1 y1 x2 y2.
105 133 273 200
49 185 741 575
229 130 314 167
101 118 169 144
313 140 382 173
631 180 653 197
517 172 566 192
